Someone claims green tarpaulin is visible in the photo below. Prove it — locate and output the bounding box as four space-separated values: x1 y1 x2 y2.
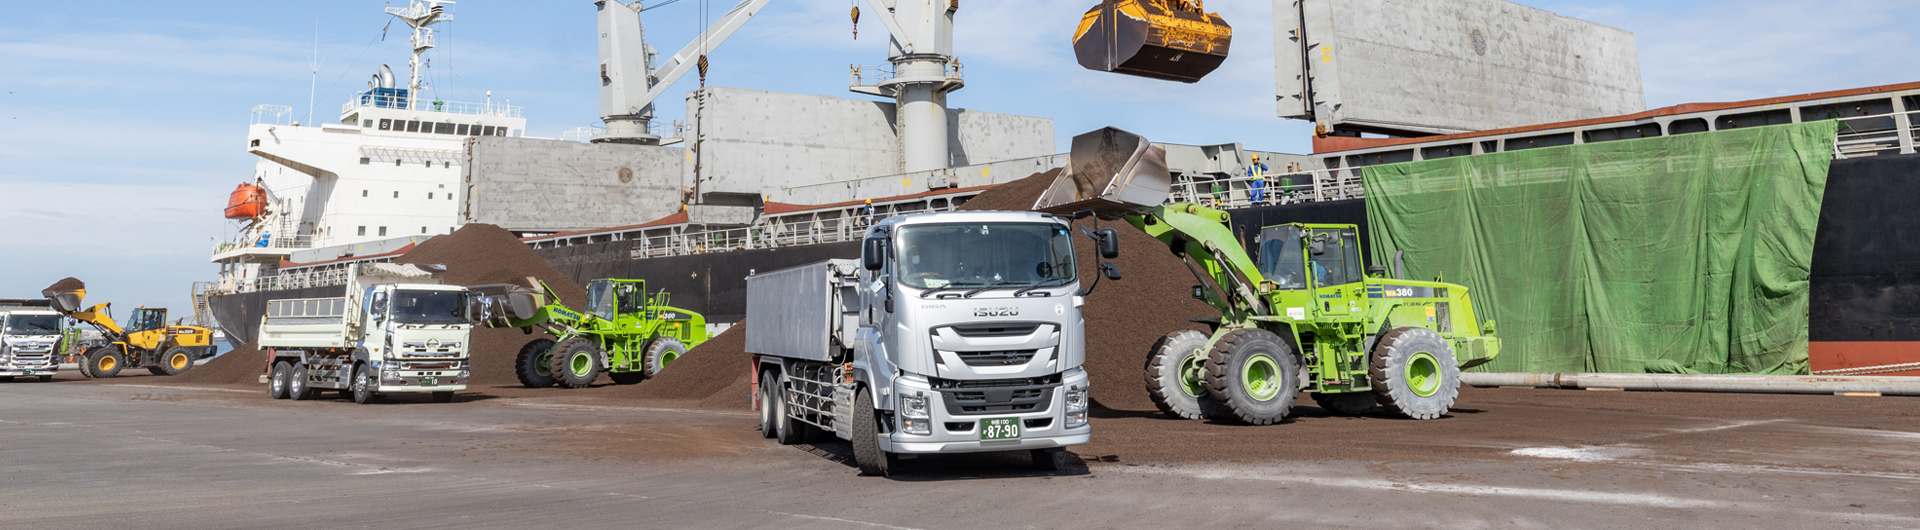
1364 120 1838 375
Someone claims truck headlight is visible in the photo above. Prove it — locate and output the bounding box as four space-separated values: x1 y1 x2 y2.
900 418 932 436
458 370 470 379
382 370 402 381
1065 384 1089 428
901 393 930 419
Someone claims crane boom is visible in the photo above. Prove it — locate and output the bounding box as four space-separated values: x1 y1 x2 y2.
597 0 772 144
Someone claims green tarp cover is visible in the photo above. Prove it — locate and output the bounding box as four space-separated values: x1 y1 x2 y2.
1363 120 1838 375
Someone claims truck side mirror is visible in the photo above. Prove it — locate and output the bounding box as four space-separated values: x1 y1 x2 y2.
862 238 886 271
1097 228 1120 259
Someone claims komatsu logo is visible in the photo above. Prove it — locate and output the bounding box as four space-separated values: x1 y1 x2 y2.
974 307 1019 317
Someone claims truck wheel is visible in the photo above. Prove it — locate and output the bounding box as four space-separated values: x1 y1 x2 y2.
0 377 12 382
37 375 52 382
758 370 779 439
269 361 291 399
514 338 557 388
548 338 602 389
1203 328 1299 425
351 364 377 404
642 337 688 379
1031 448 1069 472
1145 330 1226 420
432 391 454 403
1370 327 1460 420
774 373 817 445
851 388 897 477
92 348 126 378
1311 392 1377 416
159 347 195 376
289 364 317 401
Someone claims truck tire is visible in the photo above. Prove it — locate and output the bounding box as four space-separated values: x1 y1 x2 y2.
774 373 819 445
432 391 454 403
91 348 126 378
269 361 291 399
37 375 52 382
289 364 318 401
549 338 602 389
758 370 779 439
0 377 12 382
1031 448 1069 472
514 338 557 388
1202 328 1298 425
1311 392 1377 416
158 347 195 376
851 388 897 476
351 364 377 404
1369 327 1460 420
1145 330 1226 420
642 337 688 379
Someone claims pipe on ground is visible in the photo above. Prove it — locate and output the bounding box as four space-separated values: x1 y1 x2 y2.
1461 372 1920 396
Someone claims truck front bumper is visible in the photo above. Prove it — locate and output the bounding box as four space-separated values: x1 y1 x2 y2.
0 367 55 377
376 374 467 393
879 369 1091 455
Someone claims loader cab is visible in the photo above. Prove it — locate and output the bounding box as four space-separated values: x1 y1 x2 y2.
127 308 168 334
585 279 656 320
1256 224 1366 315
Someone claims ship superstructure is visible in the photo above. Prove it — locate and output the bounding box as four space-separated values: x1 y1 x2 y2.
213 0 526 293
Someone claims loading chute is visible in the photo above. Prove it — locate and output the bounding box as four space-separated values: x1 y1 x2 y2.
1073 0 1232 83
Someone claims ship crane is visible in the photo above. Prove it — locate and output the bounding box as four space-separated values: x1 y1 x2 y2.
596 0 773 145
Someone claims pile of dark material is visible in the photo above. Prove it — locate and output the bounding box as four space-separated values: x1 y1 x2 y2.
396 224 589 388
171 343 266 385
45 278 85 293
603 323 751 408
961 170 1216 411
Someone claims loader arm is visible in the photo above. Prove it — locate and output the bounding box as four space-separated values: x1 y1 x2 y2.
1128 203 1270 320
65 303 126 338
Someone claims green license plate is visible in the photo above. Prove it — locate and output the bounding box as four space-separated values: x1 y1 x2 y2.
419 376 438 387
980 417 1021 441
22 371 34 375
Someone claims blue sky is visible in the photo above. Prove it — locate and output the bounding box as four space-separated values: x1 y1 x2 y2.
2 0 1915 314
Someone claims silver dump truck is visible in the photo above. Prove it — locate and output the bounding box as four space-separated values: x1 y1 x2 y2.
0 299 62 381
259 263 472 404
747 210 1121 476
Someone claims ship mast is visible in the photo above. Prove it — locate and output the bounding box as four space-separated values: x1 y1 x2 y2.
386 0 455 111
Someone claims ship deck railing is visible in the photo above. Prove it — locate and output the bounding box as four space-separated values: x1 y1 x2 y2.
341 92 523 119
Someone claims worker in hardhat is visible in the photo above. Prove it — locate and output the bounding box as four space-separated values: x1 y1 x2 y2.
858 199 876 228
1248 154 1270 205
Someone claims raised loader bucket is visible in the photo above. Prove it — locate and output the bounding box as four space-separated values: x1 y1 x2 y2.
1073 0 1232 83
1034 127 1173 216
468 284 545 324
41 277 86 314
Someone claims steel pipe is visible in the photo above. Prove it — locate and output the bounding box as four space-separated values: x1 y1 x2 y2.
1462 372 1920 396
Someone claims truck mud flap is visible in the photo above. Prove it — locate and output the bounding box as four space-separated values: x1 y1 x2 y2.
832 384 855 441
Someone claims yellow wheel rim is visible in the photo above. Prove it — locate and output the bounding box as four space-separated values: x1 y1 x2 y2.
170 353 189 370
98 355 117 371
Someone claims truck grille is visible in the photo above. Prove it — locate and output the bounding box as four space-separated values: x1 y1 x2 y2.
947 323 1043 338
930 375 1059 415
954 349 1039 367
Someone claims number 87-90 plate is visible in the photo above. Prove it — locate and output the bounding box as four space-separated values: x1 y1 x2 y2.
980 417 1021 440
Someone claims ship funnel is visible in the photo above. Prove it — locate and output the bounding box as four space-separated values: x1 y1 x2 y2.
379 65 396 89
1034 127 1172 216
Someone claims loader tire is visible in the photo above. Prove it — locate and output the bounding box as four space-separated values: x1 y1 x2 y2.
1311 392 1377 416
607 371 648 385
91 348 126 378
289 364 318 401
1369 327 1460 420
851 388 897 477
549 338 602 389
77 348 98 378
1145 330 1226 420
351 364 377 404
1202 328 1298 425
642 337 688 379
269 361 292 399
159 347 195 376
759 370 779 439
514 339 557 388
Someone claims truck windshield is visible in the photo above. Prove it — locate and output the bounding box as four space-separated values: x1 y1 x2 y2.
389 290 469 324
4 314 61 335
896 222 1076 291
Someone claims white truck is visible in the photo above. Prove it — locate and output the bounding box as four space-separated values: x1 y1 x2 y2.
0 300 63 382
259 263 473 404
747 210 1121 476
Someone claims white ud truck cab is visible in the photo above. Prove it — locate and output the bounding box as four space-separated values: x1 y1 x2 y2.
259 263 473 404
0 300 63 381
747 211 1121 476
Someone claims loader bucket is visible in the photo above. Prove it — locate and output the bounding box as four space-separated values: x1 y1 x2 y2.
467 284 545 324
1034 127 1173 216
47 292 82 314
1073 0 1232 83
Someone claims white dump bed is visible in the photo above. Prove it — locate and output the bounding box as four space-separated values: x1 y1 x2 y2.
259 297 354 349
745 259 861 362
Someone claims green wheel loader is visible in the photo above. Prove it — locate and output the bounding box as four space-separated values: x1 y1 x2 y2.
476 279 708 389
1037 127 1501 424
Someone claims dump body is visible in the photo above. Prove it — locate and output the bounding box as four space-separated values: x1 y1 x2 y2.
748 211 1094 471
1074 0 1233 83
0 302 62 379
261 263 471 400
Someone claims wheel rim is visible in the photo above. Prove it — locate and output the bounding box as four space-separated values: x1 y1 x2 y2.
570 351 592 376
534 351 551 377
660 349 680 368
170 353 189 370
1406 351 1442 397
354 370 368 394
1241 354 1282 401
271 368 285 394
98 355 116 372
1177 352 1207 398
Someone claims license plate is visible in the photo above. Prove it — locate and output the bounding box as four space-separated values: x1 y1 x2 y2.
419 376 438 387
23 371 34 375
980 417 1021 441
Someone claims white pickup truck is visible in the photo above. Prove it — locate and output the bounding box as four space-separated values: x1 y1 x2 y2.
259 263 472 404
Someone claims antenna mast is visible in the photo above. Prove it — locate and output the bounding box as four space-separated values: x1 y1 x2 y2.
386 0 455 111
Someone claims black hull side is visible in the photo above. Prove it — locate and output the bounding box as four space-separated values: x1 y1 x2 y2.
537 241 862 323
206 286 340 349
